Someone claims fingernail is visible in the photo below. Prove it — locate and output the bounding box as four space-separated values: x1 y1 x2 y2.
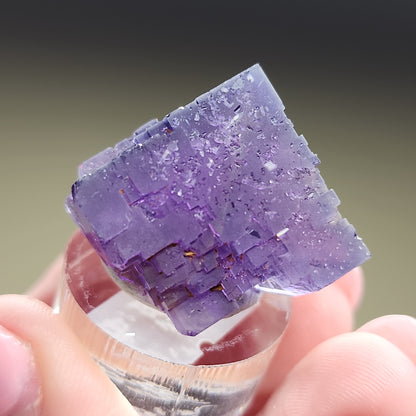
0 325 41 416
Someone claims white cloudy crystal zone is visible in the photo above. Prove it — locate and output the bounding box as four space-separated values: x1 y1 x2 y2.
88 290 255 364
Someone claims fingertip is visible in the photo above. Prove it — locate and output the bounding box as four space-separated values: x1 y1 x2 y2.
333 266 364 311
0 323 41 415
0 294 136 416
262 332 416 416
26 254 64 306
358 314 416 366
249 282 353 415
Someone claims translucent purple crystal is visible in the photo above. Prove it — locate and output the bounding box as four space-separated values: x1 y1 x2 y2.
66 64 370 335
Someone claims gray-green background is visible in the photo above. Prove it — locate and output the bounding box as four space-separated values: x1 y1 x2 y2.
1 1 414 325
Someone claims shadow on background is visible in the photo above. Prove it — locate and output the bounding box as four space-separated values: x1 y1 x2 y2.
0 0 414 325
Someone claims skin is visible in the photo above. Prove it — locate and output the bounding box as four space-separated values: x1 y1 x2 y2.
0 263 415 415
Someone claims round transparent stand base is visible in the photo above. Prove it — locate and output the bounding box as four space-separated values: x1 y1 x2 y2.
56 232 291 415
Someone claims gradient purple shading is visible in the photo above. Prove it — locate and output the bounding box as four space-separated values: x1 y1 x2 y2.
66 64 370 335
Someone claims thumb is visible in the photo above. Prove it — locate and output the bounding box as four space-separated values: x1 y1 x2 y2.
0 294 136 416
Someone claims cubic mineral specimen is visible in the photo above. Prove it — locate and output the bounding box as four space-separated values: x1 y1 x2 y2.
66 64 370 335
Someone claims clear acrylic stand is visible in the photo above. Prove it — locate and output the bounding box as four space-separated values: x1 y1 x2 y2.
56 232 291 415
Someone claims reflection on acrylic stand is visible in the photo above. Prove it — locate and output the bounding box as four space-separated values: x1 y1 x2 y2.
56 231 291 415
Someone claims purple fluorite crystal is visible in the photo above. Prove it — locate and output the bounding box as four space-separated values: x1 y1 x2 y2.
66 64 370 335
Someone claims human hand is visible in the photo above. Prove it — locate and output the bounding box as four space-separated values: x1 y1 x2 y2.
1 249 415 415
248 267 416 415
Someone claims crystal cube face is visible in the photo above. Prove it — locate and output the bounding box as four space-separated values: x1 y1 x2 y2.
66 64 370 335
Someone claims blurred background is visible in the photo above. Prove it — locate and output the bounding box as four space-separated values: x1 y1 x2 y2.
0 0 414 325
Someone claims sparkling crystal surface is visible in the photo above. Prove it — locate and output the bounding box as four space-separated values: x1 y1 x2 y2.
66 64 370 335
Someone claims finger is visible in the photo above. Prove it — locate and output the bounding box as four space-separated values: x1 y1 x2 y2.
0 294 136 416
255 267 363 397
262 332 416 416
332 266 364 311
248 279 355 415
0 324 40 415
25 255 63 306
358 314 416 365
